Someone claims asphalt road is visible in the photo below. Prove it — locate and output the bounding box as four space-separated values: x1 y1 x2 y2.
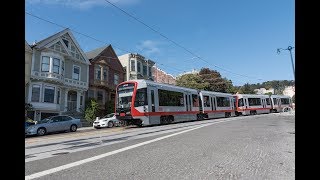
25 112 295 180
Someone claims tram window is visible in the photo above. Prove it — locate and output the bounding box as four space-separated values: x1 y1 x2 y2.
192 94 199 107
203 96 210 107
248 98 261 106
238 98 244 106
281 98 290 104
159 89 184 106
273 98 277 104
217 97 230 107
266 98 271 105
134 88 147 107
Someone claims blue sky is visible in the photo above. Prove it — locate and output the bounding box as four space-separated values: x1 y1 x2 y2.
25 0 295 86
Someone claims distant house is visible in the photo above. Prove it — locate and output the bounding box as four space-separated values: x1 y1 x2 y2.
26 28 90 121
282 86 295 98
152 66 176 85
85 45 125 115
118 53 155 81
254 88 274 95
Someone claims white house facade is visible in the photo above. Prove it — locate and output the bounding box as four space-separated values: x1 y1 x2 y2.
282 86 295 98
254 88 275 95
26 28 90 121
118 53 155 81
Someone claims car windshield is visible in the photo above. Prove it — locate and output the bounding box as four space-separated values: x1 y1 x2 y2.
103 114 114 118
37 118 51 124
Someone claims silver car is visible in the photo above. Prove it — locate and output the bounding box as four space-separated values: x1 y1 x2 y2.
25 115 82 136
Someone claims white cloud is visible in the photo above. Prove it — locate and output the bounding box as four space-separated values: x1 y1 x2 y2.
136 40 161 56
26 0 141 10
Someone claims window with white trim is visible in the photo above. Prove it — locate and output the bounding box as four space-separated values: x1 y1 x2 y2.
73 66 80 80
143 65 147 75
41 56 50 72
95 66 101 80
148 66 152 76
44 86 55 103
53 58 60 73
137 61 141 72
103 69 108 81
61 61 64 75
131 60 135 71
31 85 41 102
114 74 119 85
57 88 60 104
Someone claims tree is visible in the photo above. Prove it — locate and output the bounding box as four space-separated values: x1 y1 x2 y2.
237 83 255 94
176 68 235 93
84 98 99 123
176 73 207 90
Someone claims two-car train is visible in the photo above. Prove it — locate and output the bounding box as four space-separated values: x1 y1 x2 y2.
115 80 293 126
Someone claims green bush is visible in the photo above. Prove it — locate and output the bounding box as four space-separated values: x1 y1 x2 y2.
84 99 99 123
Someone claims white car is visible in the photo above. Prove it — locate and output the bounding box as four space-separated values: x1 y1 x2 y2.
93 113 122 129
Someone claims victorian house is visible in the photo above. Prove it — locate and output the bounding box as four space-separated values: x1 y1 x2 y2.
118 53 155 81
85 45 125 116
25 40 32 100
26 28 90 121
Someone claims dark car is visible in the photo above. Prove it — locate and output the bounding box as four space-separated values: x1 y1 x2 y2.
25 115 82 136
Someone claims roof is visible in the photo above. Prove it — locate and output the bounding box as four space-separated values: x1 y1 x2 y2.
32 28 90 65
85 45 110 60
86 45 125 73
25 40 32 52
33 29 69 48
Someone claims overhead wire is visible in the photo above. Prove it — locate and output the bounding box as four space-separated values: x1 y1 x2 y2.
26 10 265 83
103 0 266 81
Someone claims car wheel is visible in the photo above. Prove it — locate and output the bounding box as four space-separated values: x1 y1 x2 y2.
37 128 46 136
108 121 114 128
70 124 77 132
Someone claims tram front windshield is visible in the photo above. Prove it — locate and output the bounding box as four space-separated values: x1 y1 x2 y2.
117 84 134 109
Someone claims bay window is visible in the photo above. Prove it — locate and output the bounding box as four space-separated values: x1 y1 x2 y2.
57 88 60 104
61 61 64 75
95 66 101 80
41 56 50 72
53 58 60 73
131 60 135 71
103 69 107 81
44 86 55 103
73 66 80 80
114 74 119 85
31 85 41 102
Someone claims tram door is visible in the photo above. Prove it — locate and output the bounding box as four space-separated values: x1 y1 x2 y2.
148 87 158 124
185 93 192 112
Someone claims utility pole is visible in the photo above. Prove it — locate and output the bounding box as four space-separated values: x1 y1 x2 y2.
277 46 295 80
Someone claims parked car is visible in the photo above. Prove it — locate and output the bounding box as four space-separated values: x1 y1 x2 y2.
25 115 82 136
93 113 122 129
25 121 35 128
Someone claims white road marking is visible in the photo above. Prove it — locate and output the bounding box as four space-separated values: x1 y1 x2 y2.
25 118 238 180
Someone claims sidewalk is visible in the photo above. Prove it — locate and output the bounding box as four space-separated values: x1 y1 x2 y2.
78 126 94 132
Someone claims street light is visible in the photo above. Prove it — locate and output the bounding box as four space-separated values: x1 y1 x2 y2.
277 46 295 80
